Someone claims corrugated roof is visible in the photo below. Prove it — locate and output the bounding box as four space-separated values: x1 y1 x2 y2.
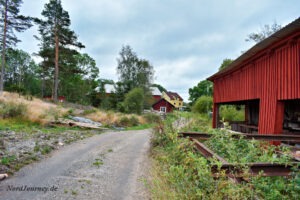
151 87 162 96
208 17 300 81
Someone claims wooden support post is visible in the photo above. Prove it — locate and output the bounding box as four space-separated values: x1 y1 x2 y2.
212 103 219 128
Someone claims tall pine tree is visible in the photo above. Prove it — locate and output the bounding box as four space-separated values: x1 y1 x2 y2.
0 0 32 95
35 0 84 102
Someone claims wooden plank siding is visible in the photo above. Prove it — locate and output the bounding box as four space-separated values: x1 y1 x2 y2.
211 30 300 134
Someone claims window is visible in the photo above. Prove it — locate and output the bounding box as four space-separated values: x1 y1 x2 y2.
160 107 166 113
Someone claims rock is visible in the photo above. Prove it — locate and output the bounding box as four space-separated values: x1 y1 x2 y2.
0 173 8 181
70 116 102 127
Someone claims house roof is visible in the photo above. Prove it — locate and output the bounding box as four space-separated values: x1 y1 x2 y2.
104 84 115 93
208 17 300 81
152 98 175 107
151 87 162 96
166 91 183 101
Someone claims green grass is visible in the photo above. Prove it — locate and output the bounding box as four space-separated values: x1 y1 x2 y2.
0 118 40 132
92 158 104 168
0 117 82 134
125 123 155 130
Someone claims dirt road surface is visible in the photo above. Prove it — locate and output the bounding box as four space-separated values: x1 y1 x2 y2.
0 129 151 200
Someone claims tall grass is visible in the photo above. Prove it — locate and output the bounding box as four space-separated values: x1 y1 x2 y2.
0 92 67 124
84 110 146 127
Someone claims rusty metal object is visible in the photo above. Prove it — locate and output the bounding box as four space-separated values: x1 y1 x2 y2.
179 132 300 143
211 163 297 178
191 138 228 164
179 132 299 180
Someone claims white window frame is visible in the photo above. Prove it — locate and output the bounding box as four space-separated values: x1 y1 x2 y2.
160 106 166 113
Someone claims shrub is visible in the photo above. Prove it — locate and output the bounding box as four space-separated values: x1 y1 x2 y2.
123 88 144 114
219 105 245 121
143 113 161 124
129 116 139 126
0 102 27 119
192 96 212 114
118 115 139 127
119 116 130 127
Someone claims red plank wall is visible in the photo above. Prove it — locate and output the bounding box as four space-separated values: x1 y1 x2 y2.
212 33 300 134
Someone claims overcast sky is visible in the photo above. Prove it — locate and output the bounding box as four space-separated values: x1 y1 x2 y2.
17 0 300 101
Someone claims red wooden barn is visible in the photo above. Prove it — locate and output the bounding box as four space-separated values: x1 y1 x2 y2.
152 98 175 113
208 18 300 135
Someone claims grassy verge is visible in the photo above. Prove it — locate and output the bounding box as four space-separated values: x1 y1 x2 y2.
149 112 300 199
126 123 155 131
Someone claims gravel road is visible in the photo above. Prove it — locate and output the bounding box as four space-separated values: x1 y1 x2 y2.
0 129 151 200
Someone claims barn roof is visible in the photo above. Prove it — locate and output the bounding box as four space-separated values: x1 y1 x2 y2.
208 17 300 81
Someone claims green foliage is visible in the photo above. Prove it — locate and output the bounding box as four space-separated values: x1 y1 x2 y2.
219 58 233 71
192 95 212 114
35 0 85 102
4 49 41 96
1 155 16 165
41 145 52 155
219 105 245 121
82 108 97 115
150 113 299 199
123 88 144 114
143 113 161 124
116 45 154 93
188 80 213 103
93 158 103 168
0 102 27 118
0 0 33 93
204 130 292 164
118 115 139 127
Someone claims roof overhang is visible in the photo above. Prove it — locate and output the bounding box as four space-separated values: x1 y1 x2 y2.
208 17 300 81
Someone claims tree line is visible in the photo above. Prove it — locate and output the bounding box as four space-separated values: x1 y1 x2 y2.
0 0 155 114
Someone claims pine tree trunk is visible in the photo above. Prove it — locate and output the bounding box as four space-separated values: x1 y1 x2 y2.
0 0 8 95
54 33 59 102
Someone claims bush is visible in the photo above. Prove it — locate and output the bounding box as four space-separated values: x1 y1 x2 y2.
118 115 140 127
143 113 161 124
123 88 144 114
192 95 212 114
0 102 27 118
219 105 244 121
118 116 130 127
129 116 139 126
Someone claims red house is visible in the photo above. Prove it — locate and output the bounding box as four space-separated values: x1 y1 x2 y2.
208 18 300 135
152 98 175 113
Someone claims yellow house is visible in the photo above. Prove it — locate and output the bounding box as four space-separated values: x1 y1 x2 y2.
162 91 184 109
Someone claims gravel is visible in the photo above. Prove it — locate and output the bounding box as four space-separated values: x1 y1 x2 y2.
0 129 151 200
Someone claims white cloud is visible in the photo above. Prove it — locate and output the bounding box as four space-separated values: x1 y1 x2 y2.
16 0 300 102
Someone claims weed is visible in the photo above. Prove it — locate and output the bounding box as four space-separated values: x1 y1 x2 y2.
119 116 130 127
93 158 103 168
71 190 77 195
107 148 113 153
41 145 52 155
1 155 16 165
143 113 161 124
